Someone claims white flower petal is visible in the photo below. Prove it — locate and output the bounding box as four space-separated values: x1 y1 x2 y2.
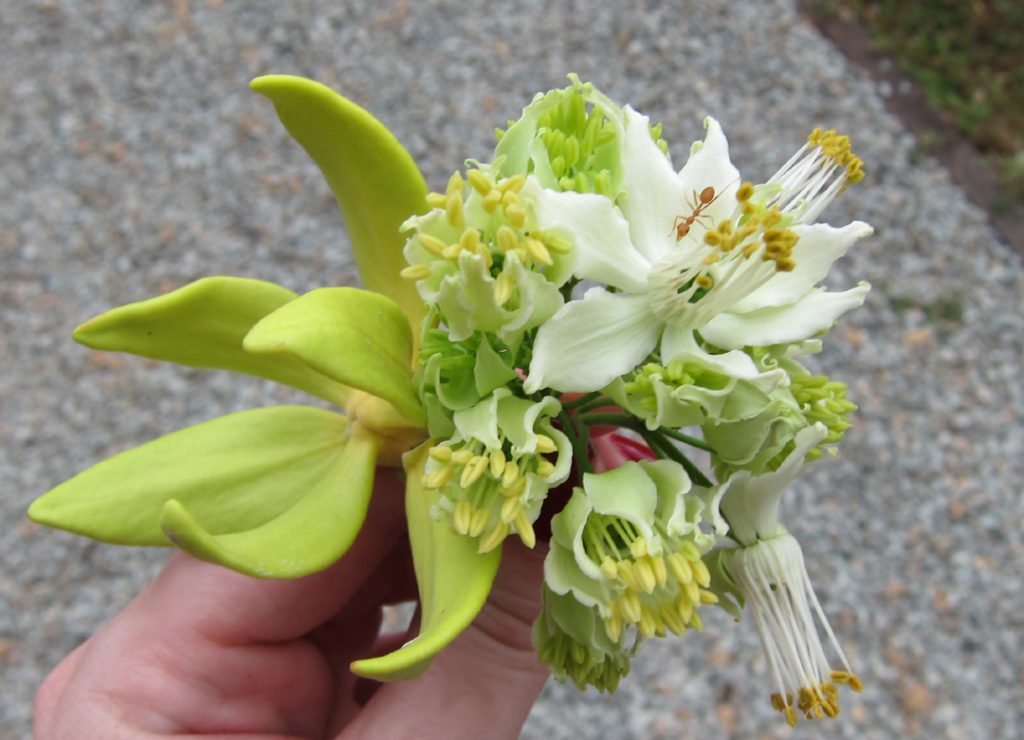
529 180 649 293
675 117 742 241
661 324 785 391
700 282 870 350
732 221 873 313
718 423 828 544
617 106 687 265
525 288 660 393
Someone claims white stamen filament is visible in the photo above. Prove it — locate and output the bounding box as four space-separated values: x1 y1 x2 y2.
729 532 855 721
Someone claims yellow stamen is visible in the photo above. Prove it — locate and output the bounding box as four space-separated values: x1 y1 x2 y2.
400 264 431 281
467 169 491 195
419 233 447 257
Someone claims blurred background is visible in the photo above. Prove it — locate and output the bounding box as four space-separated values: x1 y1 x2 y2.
2 1 1021 737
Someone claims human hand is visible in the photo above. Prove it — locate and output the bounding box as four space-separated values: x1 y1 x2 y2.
34 471 549 739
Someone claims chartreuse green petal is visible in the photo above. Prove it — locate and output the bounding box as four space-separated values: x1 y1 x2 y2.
251 75 427 330
160 422 378 578
29 406 349 546
244 287 424 427
352 443 501 681
73 277 348 406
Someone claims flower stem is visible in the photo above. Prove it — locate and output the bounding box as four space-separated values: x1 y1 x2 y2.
637 429 713 488
559 410 593 476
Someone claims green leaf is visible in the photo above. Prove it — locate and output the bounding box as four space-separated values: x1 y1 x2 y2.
251 75 427 330
244 287 424 426
72 277 348 407
351 443 501 680
160 423 379 578
29 406 351 546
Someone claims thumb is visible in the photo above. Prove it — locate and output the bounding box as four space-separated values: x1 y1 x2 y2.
340 541 549 740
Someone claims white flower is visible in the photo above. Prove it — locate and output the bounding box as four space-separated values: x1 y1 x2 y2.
524 110 871 393
716 424 862 725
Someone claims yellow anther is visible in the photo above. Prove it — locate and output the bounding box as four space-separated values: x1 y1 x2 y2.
620 590 642 623
638 606 659 637
467 169 492 195
496 224 518 253
650 554 668 587
489 449 506 478
445 193 464 229
736 181 755 202
534 433 557 454
483 188 503 212
616 561 641 592
502 476 527 498
419 233 448 257
453 499 472 535
717 219 733 235
676 597 693 625
762 209 782 227
400 264 431 281
695 274 713 289
604 612 623 642
499 174 525 193
684 578 701 604
703 230 722 247
500 495 520 523
452 449 474 465
699 590 719 605
524 237 553 265
629 537 649 558
771 693 787 712
426 192 448 209
478 521 508 553
668 552 693 585
689 610 703 632
460 227 482 253
501 459 520 487
493 270 515 306
469 506 490 537
691 558 711 587
600 556 619 581
539 233 572 254
660 601 686 635
535 459 555 478
785 707 798 727
460 455 488 488
505 203 527 228
634 558 657 594
429 445 453 463
501 190 519 208
514 510 536 549
446 171 463 197
423 465 453 490
442 243 462 260
702 253 720 265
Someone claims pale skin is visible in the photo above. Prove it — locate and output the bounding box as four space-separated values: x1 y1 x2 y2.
34 471 549 739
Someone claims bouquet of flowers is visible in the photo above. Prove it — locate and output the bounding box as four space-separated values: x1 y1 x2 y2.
31 75 869 726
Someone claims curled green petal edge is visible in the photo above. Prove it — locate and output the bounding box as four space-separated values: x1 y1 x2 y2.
350 442 501 681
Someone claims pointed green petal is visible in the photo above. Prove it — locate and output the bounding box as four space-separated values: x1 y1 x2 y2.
29 406 350 546
72 277 348 406
244 287 424 426
251 75 427 329
160 423 379 578
351 443 501 680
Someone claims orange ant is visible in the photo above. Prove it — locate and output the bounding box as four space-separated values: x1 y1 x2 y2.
670 186 722 241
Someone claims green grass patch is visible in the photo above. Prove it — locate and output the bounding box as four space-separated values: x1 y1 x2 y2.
829 1 1024 206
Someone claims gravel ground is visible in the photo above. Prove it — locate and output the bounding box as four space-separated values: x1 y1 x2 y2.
2 1 1022 737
